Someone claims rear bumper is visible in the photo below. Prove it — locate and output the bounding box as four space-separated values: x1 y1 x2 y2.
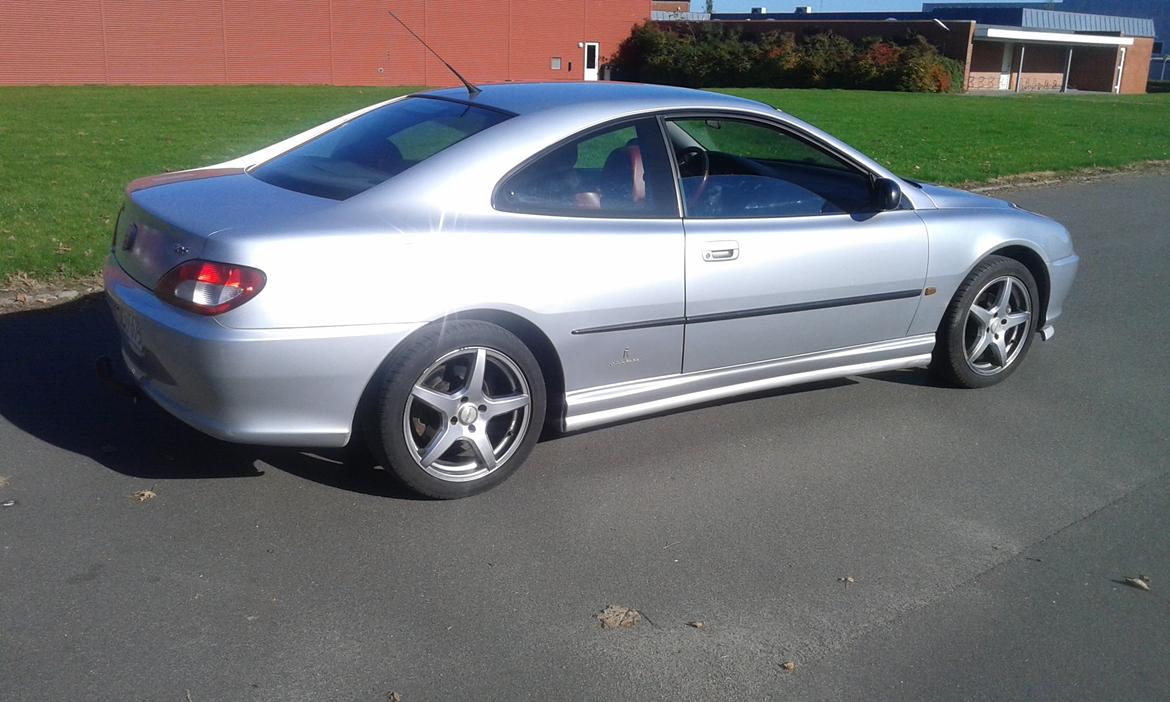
103 257 419 447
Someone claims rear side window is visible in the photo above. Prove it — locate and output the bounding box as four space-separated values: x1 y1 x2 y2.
494 118 678 218
252 97 510 200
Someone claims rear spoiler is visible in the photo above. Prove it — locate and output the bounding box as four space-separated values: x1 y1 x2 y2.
126 168 245 195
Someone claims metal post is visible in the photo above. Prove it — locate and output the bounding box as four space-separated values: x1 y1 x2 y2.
1015 44 1027 93
1062 47 1073 92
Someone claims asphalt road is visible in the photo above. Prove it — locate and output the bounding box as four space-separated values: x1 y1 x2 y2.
2 172 1168 701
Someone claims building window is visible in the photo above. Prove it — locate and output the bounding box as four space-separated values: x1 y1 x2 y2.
550 57 562 70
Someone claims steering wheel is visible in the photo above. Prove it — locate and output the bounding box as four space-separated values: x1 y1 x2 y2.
676 146 710 206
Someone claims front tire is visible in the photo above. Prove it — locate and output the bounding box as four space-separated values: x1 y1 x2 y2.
367 320 546 499
931 255 1039 389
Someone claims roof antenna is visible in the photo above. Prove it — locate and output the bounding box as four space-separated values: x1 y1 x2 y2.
388 9 481 96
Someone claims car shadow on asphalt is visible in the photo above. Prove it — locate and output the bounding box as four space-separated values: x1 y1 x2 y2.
861 368 952 389
0 295 946 499
0 294 422 500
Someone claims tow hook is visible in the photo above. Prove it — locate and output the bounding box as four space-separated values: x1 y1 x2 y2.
96 356 141 402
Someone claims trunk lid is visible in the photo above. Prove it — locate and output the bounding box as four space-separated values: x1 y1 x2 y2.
113 169 336 288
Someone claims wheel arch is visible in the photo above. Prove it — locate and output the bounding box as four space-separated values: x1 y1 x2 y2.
445 309 566 436
350 308 567 443
987 244 1051 329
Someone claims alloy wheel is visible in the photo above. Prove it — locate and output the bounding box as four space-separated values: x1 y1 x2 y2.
963 275 1033 376
403 346 532 482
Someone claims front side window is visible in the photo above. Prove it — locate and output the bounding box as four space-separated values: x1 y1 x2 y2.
252 97 510 200
666 117 875 219
495 118 677 218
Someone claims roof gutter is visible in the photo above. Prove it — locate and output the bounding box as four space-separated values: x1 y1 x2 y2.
975 26 1135 47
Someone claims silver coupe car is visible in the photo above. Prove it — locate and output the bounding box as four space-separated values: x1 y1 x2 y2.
104 82 1078 498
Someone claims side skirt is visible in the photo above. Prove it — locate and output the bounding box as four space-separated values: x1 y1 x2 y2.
562 334 935 432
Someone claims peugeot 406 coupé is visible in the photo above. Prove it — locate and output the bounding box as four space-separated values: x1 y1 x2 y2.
105 83 1079 498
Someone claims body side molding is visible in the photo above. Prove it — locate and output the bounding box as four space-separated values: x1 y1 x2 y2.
571 289 923 335
562 334 935 431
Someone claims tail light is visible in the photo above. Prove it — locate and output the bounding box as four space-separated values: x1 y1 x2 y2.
155 260 266 315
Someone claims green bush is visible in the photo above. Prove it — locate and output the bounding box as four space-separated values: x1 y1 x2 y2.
853 36 905 91
896 35 964 93
799 32 856 88
610 22 965 93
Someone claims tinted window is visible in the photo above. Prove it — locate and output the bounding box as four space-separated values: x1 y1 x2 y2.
667 118 875 219
252 97 509 200
495 118 678 218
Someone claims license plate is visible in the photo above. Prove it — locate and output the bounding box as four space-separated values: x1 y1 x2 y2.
112 300 145 358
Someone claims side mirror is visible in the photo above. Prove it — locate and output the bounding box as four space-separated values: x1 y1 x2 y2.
872 177 903 211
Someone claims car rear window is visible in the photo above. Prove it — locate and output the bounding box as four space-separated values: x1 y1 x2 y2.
251 96 510 200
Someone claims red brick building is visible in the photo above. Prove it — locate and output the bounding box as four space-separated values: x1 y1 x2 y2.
710 6 1155 94
0 0 651 86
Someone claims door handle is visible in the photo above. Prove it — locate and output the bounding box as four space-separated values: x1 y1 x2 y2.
702 240 739 262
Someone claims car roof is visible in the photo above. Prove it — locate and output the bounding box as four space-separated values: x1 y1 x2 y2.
422 81 776 117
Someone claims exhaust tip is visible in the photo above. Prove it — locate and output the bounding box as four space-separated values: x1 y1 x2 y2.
1039 324 1056 341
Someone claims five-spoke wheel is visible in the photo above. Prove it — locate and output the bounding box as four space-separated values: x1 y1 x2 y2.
933 255 1040 388
963 275 1033 375
405 347 532 482
367 320 546 499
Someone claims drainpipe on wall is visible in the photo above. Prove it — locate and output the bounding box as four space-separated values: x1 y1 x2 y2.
1015 43 1027 93
1062 47 1073 92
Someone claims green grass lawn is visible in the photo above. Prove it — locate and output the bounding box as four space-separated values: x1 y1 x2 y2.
723 88 1170 184
0 86 418 282
1 85 1167 282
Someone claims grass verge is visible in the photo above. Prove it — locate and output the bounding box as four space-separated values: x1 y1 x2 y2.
721 89 1170 183
0 85 418 282
1 85 1167 282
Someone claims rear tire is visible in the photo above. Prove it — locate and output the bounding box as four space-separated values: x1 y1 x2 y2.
931 255 1039 389
367 320 546 499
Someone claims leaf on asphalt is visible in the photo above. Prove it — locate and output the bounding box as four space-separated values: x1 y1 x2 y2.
687 621 705 630
781 660 797 672
838 576 856 590
0 475 9 489
1123 575 1151 592
597 604 642 629
385 691 402 701
132 489 157 503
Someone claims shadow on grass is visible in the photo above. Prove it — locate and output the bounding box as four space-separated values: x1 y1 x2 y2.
0 294 421 499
